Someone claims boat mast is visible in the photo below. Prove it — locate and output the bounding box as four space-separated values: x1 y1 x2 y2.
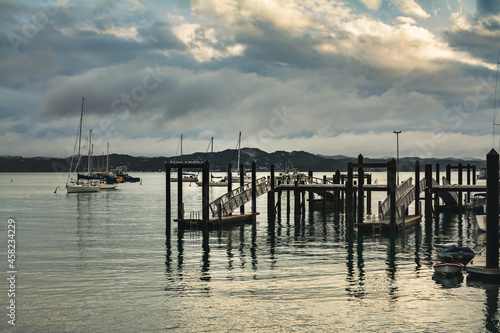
210 137 213 180
180 134 183 162
106 142 110 174
237 131 241 174
88 129 93 175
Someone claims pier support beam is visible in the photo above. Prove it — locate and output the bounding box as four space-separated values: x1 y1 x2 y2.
425 163 433 219
251 161 256 214
268 165 276 222
388 159 397 234
202 161 210 223
486 149 499 269
414 160 420 216
357 154 364 226
166 170 171 232
239 164 245 214
346 164 354 235
178 167 183 221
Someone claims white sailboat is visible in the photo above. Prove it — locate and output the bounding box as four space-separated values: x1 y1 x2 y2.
66 97 100 193
171 134 199 183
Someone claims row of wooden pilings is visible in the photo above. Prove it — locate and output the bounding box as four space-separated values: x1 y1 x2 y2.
166 156 482 232
165 150 499 273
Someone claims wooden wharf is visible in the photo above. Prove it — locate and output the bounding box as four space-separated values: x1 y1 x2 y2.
165 151 500 281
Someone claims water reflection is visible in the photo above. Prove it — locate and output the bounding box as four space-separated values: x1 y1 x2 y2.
467 281 500 332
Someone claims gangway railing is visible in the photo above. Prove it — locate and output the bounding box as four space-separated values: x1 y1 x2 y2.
379 178 413 219
209 177 272 217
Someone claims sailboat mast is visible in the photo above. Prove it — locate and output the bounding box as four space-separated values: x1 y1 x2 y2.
181 134 183 162
88 129 92 174
106 142 110 174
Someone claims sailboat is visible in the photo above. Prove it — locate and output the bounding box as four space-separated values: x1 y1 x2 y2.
66 97 100 193
170 134 199 182
195 135 250 187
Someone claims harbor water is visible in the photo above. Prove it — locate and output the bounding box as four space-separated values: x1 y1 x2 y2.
0 172 499 332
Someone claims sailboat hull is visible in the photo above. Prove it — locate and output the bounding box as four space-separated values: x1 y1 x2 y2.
66 184 100 193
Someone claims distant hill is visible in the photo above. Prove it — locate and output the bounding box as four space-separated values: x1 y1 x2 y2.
0 149 484 172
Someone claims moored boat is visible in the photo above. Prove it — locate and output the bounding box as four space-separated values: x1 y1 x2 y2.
436 246 475 265
432 262 464 275
66 97 100 193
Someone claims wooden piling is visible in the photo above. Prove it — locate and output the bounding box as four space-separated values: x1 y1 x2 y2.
458 163 463 211
486 149 499 269
166 169 171 232
239 164 245 214
346 164 354 235
357 154 364 226
177 167 183 221
202 161 210 224
251 161 256 214
425 163 432 219
388 159 396 234
414 160 420 216
434 163 439 209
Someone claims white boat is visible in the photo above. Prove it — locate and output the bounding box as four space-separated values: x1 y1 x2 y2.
473 193 500 232
66 97 100 193
170 135 200 183
432 262 464 275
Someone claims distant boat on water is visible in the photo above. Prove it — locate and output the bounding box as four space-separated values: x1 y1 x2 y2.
66 97 100 193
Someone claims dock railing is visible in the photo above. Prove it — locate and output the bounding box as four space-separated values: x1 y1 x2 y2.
380 178 413 219
209 176 272 217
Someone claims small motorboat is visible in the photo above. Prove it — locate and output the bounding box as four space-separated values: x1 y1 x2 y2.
436 246 475 265
433 262 464 275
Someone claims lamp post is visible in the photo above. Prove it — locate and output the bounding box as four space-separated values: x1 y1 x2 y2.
393 131 401 184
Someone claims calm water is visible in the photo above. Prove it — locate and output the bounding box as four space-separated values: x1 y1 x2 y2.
0 172 499 332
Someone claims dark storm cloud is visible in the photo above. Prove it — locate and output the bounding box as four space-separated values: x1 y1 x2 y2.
477 0 500 15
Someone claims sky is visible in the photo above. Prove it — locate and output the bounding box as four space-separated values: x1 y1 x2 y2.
1 0 500 159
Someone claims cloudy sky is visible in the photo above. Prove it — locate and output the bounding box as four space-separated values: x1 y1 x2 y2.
1 0 500 159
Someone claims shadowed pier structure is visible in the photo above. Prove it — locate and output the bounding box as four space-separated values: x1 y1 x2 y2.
165 156 486 236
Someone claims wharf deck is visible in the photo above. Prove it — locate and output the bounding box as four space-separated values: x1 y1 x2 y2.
356 215 422 232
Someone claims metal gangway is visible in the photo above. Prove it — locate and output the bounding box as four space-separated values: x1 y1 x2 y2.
209 176 272 217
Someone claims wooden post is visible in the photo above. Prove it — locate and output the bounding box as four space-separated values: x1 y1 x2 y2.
366 174 372 215
472 165 476 185
166 167 171 232
414 160 420 216
308 170 314 212
269 165 276 221
251 161 256 214
202 161 210 224
294 179 300 217
486 149 499 269
286 188 290 216
467 163 471 204
425 163 432 219
227 162 232 216
388 159 397 234
239 164 245 214
347 164 354 235
434 163 439 209
357 154 364 225
335 169 341 209
458 163 463 211
177 167 183 221
322 175 327 211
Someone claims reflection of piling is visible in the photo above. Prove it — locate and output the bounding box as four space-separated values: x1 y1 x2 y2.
486 149 499 269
